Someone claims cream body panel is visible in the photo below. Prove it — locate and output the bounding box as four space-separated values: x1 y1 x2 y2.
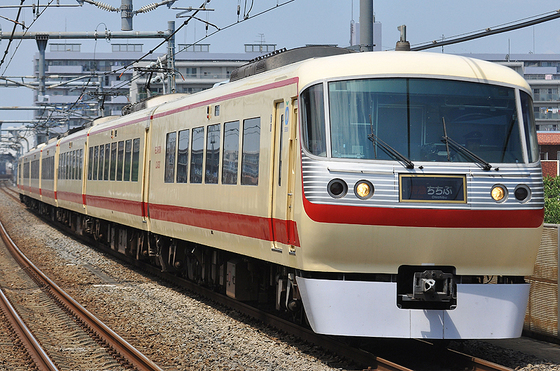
146 79 299 266
39 140 60 207
57 133 87 214
294 215 542 276
85 109 149 230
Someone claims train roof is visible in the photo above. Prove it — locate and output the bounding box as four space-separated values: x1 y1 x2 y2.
293 51 532 93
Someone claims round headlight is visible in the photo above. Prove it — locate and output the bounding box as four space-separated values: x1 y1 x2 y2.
514 185 531 203
354 180 374 200
491 185 507 202
327 179 348 198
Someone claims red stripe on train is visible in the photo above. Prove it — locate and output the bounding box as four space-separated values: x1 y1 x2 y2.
302 195 543 228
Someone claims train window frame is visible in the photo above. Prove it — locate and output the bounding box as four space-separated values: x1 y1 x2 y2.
117 141 125 181
98 144 105 180
124 139 132 181
104 144 110 180
241 117 261 186
301 83 327 157
131 138 140 182
93 146 99 181
110 142 117 181
86 147 93 180
222 120 239 185
190 126 204 184
165 132 177 183
70 151 76 180
205 123 221 184
79 149 83 180
177 129 189 184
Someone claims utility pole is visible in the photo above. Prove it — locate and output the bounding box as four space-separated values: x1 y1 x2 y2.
359 0 373 52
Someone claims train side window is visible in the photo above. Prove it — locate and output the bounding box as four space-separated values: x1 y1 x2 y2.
131 138 140 182
205 124 220 184
70 151 75 180
75 150 79 180
110 142 117 181
117 141 125 181
301 83 326 157
93 146 99 181
190 126 204 183
241 117 261 186
65 153 69 180
98 145 104 180
177 130 189 183
104 144 110 180
60 153 64 180
124 139 132 181
79 149 83 180
165 132 177 183
88 148 93 180
222 121 239 185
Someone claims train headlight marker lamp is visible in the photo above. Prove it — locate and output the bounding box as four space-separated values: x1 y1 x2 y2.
514 185 531 203
327 179 348 198
491 184 507 202
354 180 374 200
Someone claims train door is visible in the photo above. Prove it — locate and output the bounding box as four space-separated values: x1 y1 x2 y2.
271 100 298 253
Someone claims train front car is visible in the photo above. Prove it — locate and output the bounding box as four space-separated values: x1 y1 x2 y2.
294 52 544 339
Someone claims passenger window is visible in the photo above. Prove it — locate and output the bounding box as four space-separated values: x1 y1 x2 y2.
110 142 117 181
124 139 132 181
165 132 177 183
104 144 110 180
190 126 204 183
241 117 260 185
93 146 99 180
78 149 83 180
117 141 124 181
222 121 239 185
177 130 189 183
71 151 76 180
88 147 93 180
205 124 220 184
131 138 140 182
98 145 104 180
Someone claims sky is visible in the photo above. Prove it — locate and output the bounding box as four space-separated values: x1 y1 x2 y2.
1 0 560 125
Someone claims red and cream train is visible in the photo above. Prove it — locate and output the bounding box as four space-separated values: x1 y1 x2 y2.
18 47 544 339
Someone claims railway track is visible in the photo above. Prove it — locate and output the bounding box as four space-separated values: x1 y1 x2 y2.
0 203 163 370
0 184 515 370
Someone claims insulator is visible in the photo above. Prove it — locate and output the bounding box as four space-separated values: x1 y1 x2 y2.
94 1 119 12
136 3 159 13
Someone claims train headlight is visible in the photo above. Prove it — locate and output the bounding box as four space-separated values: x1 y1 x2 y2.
514 185 531 203
491 184 507 202
327 179 348 198
354 180 374 200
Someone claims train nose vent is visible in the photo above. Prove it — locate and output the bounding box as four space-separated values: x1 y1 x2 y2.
397 265 457 310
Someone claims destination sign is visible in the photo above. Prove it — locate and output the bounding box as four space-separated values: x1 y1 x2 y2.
399 174 466 203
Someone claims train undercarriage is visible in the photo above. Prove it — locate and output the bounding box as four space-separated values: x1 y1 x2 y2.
21 195 305 324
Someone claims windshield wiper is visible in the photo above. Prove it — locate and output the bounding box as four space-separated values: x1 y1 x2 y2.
368 132 415 169
441 118 492 171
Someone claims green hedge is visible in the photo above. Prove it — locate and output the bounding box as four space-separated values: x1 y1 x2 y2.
544 176 560 224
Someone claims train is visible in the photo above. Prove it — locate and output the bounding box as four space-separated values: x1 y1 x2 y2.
18 46 544 339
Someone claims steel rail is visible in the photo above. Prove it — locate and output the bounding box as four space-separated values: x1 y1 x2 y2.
0 287 59 371
0 219 164 371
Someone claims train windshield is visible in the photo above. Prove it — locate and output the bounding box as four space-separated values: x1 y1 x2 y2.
301 78 537 164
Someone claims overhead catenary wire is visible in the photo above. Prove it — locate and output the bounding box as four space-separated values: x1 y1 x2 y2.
410 9 560 51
